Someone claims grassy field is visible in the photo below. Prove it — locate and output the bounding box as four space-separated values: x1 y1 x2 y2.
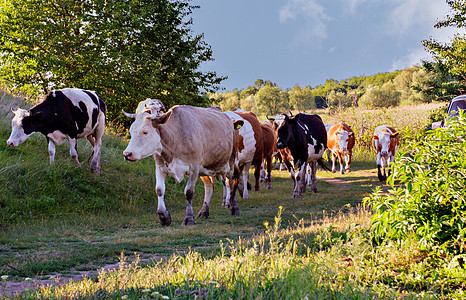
1 90 461 299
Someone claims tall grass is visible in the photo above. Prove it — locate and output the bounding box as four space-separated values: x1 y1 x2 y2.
21 207 463 299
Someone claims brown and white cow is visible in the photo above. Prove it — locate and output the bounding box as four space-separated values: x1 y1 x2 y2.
123 105 241 226
327 123 355 174
259 122 276 189
7 88 106 174
372 125 399 182
224 111 263 200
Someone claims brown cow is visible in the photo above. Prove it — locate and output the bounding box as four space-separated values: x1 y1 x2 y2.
327 123 355 174
225 111 263 200
372 125 399 181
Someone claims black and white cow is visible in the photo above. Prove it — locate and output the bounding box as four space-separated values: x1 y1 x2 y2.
7 88 106 174
276 113 329 198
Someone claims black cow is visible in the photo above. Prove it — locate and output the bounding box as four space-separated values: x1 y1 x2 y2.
276 113 329 198
7 88 106 174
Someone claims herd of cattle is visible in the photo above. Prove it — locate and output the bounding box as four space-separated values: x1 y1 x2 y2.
6 88 400 226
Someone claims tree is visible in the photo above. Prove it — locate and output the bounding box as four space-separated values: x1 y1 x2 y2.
0 0 224 126
422 0 466 100
255 85 288 115
288 85 315 111
358 85 399 109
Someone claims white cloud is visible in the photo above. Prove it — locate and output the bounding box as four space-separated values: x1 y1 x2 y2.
279 0 330 45
390 48 430 71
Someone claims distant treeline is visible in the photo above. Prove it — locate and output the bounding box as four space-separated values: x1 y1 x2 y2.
209 66 432 115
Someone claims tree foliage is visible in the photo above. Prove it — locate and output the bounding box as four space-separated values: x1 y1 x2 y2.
0 0 224 126
422 0 466 100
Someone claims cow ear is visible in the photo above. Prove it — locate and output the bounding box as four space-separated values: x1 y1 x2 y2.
122 110 136 118
233 120 244 130
372 135 379 140
348 132 354 137
150 110 172 127
391 132 399 138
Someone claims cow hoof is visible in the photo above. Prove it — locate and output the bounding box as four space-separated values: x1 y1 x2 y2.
91 166 101 175
247 182 252 190
196 210 209 219
254 186 260 191
292 193 301 198
158 210 172 226
266 184 271 190
312 188 318 193
230 207 240 216
332 170 336 173
182 218 195 226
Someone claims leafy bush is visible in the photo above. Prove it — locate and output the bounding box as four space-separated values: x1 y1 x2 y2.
365 111 466 255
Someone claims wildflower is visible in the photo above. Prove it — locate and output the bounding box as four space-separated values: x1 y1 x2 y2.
1 275 8 280
161 296 169 299
25 278 32 282
209 280 218 285
121 295 129 299
142 288 151 293
263 221 269 227
151 291 160 297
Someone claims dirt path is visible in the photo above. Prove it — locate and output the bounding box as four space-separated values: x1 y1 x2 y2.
1 255 162 297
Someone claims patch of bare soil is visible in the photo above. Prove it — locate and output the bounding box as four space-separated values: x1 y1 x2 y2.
1 254 163 297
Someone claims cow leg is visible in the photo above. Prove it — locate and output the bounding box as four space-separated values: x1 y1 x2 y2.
310 161 318 193
331 152 337 173
238 163 251 200
376 152 386 182
291 164 305 198
155 167 171 226
337 152 345 175
306 164 312 186
299 164 307 194
221 175 230 207
68 138 82 167
225 170 240 216
253 162 261 191
265 156 272 189
260 161 265 183
182 172 199 226
47 139 56 165
90 120 104 174
345 152 352 173
197 176 214 219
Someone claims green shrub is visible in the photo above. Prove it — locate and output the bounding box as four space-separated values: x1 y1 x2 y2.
365 111 466 255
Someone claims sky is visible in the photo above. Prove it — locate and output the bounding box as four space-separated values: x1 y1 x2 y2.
190 0 462 92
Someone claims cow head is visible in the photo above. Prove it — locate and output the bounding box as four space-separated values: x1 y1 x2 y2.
122 110 173 161
276 114 295 149
135 98 166 115
6 108 38 147
372 130 399 157
335 130 354 154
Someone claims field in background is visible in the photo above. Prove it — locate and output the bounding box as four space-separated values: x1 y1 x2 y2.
0 90 451 298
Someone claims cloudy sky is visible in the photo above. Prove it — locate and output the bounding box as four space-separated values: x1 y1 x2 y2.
190 0 462 92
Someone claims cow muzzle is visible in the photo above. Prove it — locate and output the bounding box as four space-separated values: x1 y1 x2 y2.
123 151 138 162
6 140 16 147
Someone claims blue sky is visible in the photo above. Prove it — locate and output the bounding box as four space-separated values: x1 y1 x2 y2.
191 0 462 92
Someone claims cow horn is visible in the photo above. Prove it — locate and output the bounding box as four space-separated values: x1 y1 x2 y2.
122 109 136 118
289 111 293 117
266 114 274 121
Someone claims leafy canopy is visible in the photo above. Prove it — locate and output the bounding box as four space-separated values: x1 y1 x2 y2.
0 0 225 126
422 0 466 100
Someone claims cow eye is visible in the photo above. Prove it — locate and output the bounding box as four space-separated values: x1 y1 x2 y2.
143 131 148 135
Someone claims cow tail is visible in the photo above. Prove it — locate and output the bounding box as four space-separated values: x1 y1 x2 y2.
317 158 331 171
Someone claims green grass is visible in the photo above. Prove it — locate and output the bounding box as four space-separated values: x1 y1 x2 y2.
1 89 463 298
